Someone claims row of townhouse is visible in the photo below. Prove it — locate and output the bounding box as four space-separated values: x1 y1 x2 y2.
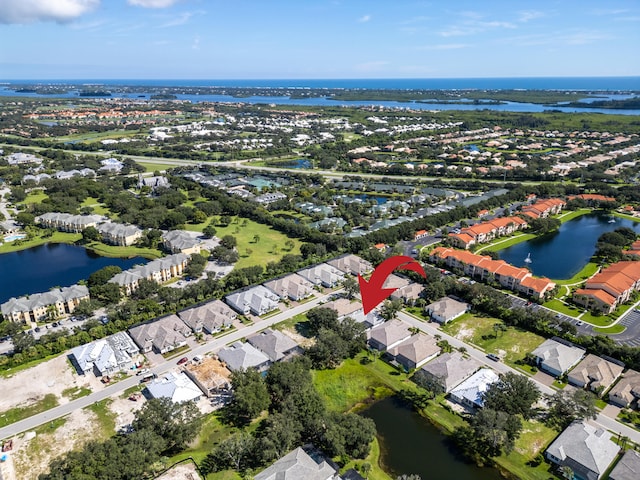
108 253 189 295
35 213 144 246
429 247 556 299
1 285 89 323
449 215 529 249
520 197 566 220
573 261 640 314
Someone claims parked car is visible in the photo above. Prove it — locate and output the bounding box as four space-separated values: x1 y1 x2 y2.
136 368 150 376
177 357 189 365
576 321 584 326
140 373 157 383
486 353 500 362
34 327 41 333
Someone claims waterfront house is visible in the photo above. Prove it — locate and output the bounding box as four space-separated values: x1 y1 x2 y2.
608 369 640 408
425 297 468 324
567 354 624 395
574 261 640 314
36 212 104 233
217 341 271 372
128 314 191 354
520 198 566 219
367 319 412 352
97 221 144 246
108 253 188 295
416 352 482 393
449 368 500 409
225 285 280 316
545 421 619 480
70 332 139 377
1 284 89 324
390 333 441 371
161 229 203 255
254 446 341 480
530 338 585 377
178 300 236 335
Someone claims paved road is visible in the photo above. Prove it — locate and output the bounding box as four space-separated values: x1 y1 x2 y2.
397 311 640 444
0 291 337 440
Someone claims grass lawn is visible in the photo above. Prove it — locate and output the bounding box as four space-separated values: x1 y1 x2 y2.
496 420 560 480
18 190 48 205
313 353 417 412
62 386 92 400
184 218 302 269
80 197 111 216
86 399 117 438
162 344 191 359
340 437 391 480
441 314 546 367
557 209 591 224
551 262 599 286
84 241 164 259
477 233 537 253
594 324 626 334
0 393 59 427
579 311 616 327
543 299 581 317
613 212 640 223
0 352 63 378
139 161 179 173
0 231 81 254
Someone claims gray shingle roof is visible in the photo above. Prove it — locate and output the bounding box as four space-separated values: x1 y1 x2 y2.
531 338 585 374
609 449 640 480
254 447 339 480
418 351 482 392
217 341 270 371
246 329 299 362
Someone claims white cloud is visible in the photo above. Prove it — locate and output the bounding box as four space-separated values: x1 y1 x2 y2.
357 14 371 23
418 43 469 50
518 10 545 22
0 0 99 24
128 0 181 8
159 11 195 27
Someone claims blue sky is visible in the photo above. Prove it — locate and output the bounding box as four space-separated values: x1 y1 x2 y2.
1 0 639 79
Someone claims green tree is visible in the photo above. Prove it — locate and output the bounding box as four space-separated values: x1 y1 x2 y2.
132 397 203 454
88 265 122 287
202 224 217 238
226 368 270 425
220 234 237 249
306 307 339 336
342 276 360 299
546 389 598 430
482 372 540 419
201 431 256 474
380 298 404 320
81 225 101 242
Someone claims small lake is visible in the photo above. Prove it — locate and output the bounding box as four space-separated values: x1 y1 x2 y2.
0 243 148 303
361 396 503 480
499 213 640 279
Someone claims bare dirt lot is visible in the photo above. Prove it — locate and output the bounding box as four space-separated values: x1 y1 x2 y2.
0 355 102 413
156 461 203 480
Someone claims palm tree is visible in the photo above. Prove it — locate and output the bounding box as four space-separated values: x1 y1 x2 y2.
253 234 260 243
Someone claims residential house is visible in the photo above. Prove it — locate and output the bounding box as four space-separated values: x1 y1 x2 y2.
255 192 287 205
390 282 425 304
97 222 144 246
609 449 640 480
425 297 469 324
145 371 202 403
574 261 640 314
109 254 189 295
178 300 236 335
99 157 123 173
429 247 556 300
414 229 429 240
448 216 528 249
449 368 500 409
225 285 280 316
390 333 441 370
520 198 566 219
162 230 203 255
1 284 90 324
247 328 300 362
608 369 640 408
138 175 170 190
183 357 232 397
6 152 42 165
298 263 345 288
264 273 314 301
254 446 341 480
568 194 616 205
217 341 271 372
545 421 619 480
319 298 362 320
326 254 373 277
36 212 104 233
368 319 412 352
128 314 191 354
531 338 585 377
416 351 482 393
70 332 139 377
567 354 624 395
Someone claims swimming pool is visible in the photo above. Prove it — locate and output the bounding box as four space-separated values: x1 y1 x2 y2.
3 233 26 242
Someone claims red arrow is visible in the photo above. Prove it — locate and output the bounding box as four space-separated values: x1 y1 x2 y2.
358 255 426 315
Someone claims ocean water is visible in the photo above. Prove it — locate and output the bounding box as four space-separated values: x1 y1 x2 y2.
2 77 640 90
